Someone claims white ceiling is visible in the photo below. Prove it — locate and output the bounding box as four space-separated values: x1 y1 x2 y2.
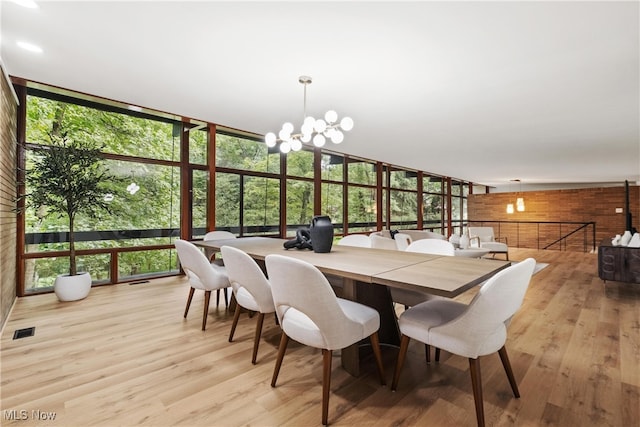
2 1 639 189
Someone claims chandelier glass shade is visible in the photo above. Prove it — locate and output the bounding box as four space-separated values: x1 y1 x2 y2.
265 76 353 153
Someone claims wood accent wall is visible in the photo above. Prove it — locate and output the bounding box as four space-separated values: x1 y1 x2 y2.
468 186 640 251
0 65 18 328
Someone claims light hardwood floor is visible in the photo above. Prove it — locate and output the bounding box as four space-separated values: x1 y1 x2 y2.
1 248 639 426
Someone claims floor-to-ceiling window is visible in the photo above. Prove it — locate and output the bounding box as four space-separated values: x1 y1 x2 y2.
449 180 468 236
21 88 185 293
286 148 315 236
215 132 280 236
387 166 419 230
189 124 210 239
345 156 377 234
320 153 344 235
422 175 445 235
15 80 473 295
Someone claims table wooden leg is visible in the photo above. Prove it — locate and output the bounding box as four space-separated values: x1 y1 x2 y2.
356 281 400 346
340 278 400 377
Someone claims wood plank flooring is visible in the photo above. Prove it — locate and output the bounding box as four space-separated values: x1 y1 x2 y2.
1 248 639 426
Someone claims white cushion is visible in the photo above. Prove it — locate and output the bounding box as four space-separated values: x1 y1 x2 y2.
234 286 261 312
337 298 380 337
399 299 468 344
481 242 508 252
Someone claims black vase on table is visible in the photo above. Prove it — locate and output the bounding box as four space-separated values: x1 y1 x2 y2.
309 215 334 253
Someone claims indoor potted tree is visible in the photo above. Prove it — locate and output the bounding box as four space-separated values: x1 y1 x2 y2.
26 134 113 301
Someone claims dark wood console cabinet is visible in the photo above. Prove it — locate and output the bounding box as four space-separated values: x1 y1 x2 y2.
598 239 640 283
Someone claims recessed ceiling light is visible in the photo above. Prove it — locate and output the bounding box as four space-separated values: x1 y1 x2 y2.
16 41 43 53
10 0 38 8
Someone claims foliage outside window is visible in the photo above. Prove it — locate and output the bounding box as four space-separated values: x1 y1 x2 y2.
347 186 376 233
192 169 208 238
450 180 465 236
287 179 314 232
24 92 182 292
216 133 279 174
390 190 418 229
320 183 344 235
287 149 314 178
215 172 240 232
189 125 208 165
389 169 417 191
423 176 444 233
347 159 375 186
27 94 181 161
322 154 344 182
242 176 280 236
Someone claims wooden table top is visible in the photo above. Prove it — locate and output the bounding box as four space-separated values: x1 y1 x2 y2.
193 237 510 297
373 255 510 297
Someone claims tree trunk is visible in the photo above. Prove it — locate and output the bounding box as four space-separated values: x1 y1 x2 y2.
69 214 76 276
299 187 311 224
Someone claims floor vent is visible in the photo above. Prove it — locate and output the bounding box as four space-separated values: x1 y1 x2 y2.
129 280 150 286
13 327 35 340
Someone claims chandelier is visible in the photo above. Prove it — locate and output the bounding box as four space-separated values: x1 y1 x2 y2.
265 76 354 153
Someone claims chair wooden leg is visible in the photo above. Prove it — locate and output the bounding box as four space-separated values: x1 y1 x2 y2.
224 288 229 307
271 332 289 387
425 344 431 364
184 287 195 318
202 290 211 331
498 346 520 398
252 312 265 364
391 334 411 391
229 303 242 342
435 347 441 362
322 349 332 426
369 332 386 385
216 289 221 307
469 358 485 427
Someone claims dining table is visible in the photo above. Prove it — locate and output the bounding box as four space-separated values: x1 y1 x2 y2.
192 236 511 376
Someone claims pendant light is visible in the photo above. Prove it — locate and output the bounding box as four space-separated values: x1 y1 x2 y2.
264 76 353 153
515 179 525 212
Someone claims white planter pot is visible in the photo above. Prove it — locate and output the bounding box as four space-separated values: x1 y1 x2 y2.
54 272 92 302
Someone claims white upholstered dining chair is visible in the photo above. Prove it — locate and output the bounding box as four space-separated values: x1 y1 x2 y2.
370 233 399 250
337 234 371 248
391 258 536 427
174 239 231 331
405 238 455 255
203 230 236 307
394 233 413 251
220 246 276 364
265 254 386 426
